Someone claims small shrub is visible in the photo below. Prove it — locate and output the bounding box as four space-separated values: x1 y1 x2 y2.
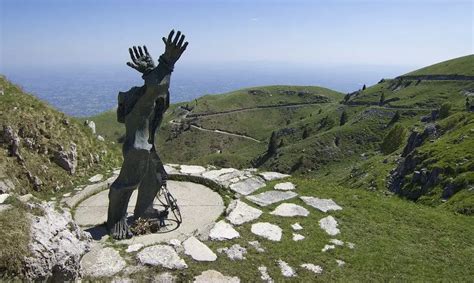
439 103 451 119
381 124 406 154
340 110 348 126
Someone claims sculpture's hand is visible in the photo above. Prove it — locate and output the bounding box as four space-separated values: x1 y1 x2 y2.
161 30 188 66
126 45 156 74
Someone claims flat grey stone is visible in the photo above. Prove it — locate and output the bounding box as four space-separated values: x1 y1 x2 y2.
251 222 282 241
217 244 247 260
329 239 344 246
291 223 303 231
347 242 356 249
0 193 9 204
229 177 266 195
209 220 240 241
182 236 217 262
81 247 126 278
258 266 273 282
248 240 265 252
88 174 103 183
319 216 340 236
194 270 240 283
164 165 179 174
226 200 262 225
322 244 335 252
126 243 144 253
336 259 346 267
277 259 296 277
274 182 295 191
202 168 237 180
246 191 298 207
292 233 305 241
180 165 206 175
301 263 323 274
300 196 342 212
137 245 187 269
258 172 290 181
270 203 309 217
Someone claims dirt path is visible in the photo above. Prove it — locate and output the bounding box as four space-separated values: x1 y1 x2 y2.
187 102 326 118
190 124 262 143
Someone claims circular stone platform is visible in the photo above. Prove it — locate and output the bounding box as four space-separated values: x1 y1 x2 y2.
74 180 225 245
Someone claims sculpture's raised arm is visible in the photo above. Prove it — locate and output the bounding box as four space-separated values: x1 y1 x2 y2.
128 30 188 114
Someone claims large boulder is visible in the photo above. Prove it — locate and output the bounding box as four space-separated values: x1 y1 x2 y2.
23 202 91 281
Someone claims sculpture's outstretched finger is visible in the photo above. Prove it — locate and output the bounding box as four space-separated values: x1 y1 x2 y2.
173 31 181 45
129 48 137 63
177 35 185 48
181 42 189 52
133 46 140 59
138 46 144 57
167 30 175 44
144 45 150 56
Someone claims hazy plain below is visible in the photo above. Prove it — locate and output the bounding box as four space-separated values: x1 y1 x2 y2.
2 62 412 117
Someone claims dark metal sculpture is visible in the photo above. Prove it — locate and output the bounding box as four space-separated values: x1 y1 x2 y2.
106 30 188 239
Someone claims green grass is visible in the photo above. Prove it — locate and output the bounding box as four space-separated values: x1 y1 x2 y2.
405 54 474 76
124 177 474 281
0 205 30 277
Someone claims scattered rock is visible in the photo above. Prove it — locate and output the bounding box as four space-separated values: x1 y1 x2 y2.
53 143 77 174
246 191 298 207
258 265 273 282
209 220 240 241
97 135 105 141
300 196 342 212
291 223 303 231
169 239 184 253
180 165 206 175
137 245 187 269
218 244 247 260
347 242 356 249
251 222 282 241
164 165 179 174
24 202 91 281
88 174 103 183
292 233 305 241
277 259 296 277
336 259 346 267
248 240 265 252
319 216 340 236
193 270 240 283
274 182 295 191
329 239 344 246
126 243 144 253
0 179 15 193
270 203 309 217
226 200 262 225
183 236 217 262
81 247 126 278
0 193 9 204
258 172 290 181
0 204 12 212
229 177 266 195
322 244 335 252
84 120 96 134
18 193 33 202
301 263 323 274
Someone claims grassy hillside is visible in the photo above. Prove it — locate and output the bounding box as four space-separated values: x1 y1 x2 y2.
86 55 474 214
405 54 474 76
0 76 121 199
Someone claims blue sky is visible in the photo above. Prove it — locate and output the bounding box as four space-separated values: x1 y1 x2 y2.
1 0 472 71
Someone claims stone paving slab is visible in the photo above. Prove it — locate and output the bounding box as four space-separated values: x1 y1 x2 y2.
300 196 342 213
246 191 298 207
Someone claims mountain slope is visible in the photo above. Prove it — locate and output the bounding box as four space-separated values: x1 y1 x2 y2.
0 76 121 198
405 54 474 76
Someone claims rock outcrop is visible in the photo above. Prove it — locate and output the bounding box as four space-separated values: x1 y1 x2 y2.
23 202 91 281
53 143 78 174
